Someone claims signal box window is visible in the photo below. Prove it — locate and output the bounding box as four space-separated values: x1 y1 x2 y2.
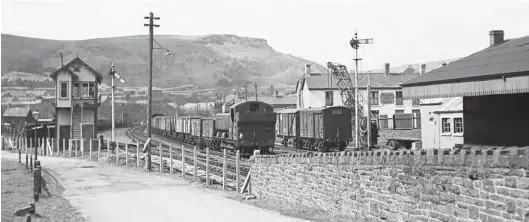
325 91 333 106
73 83 80 99
60 81 68 99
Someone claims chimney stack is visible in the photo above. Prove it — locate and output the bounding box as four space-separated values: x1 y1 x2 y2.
420 64 426 75
305 64 312 76
275 90 279 98
384 63 390 76
489 30 504 47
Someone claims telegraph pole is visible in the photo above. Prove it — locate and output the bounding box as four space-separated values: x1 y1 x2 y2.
144 12 159 171
350 31 373 149
254 82 258 101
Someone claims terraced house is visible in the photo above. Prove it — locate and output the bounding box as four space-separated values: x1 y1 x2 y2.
50 57 103 149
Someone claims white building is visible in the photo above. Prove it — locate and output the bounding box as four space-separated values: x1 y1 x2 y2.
420 97 463 149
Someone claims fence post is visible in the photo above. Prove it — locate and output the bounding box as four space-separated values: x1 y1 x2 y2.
116 141 120 165
136 141 139 168
30 139 33 156
169 144 173 174
159 143 163 173
193 146 197 181
125 142 128 166
107 140 110 160
97 139 101 161
68 139 72 157
81 138 84 158
89 139 93 160
223 148 227 190
34 161 41 203
181 145 185 177
62 138 66 157
26 152 28 169
236 150 240 193
19 146 21 163
206 147 210 185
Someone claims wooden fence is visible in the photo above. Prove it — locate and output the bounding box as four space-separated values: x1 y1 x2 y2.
1 135 253 194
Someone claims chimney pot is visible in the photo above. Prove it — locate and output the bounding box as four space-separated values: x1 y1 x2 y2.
305 64 312 76
420 64 426 75
384 63 390 76
489 30 505 47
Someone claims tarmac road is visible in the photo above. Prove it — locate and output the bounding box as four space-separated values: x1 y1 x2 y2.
1 151 307 222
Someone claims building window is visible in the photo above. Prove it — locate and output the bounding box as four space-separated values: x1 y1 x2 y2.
412 98 420 106
80 82 95 99
396 91 403 106
325 91 333 106
60 81 68 99
442 118 451 133
412 109 421 129
454 118 463 133
395 110 404 114
370 91 379 105
73 83 80 99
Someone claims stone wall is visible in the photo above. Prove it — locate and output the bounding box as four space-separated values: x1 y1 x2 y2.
251 148 529 221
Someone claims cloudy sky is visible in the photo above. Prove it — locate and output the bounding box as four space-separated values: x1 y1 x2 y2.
2 0 529 70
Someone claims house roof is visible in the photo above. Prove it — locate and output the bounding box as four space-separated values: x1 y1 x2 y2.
302 72 420 90
402 35 529 87
50 57 103 83
2 107 32 118
435 97 463 113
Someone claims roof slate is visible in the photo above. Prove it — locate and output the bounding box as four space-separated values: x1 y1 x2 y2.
402 35 529 86
303 72 420 90
2 107 31 118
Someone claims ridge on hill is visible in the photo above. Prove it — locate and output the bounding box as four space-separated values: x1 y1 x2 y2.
1 34 327 88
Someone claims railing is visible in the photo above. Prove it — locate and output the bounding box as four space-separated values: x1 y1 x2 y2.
1 134 252 194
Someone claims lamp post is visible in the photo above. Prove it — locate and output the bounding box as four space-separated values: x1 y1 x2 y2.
32 109 39 162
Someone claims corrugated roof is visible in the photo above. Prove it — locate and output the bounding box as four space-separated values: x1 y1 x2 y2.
304 72 420 90
2 107 31 117
402 35 529 86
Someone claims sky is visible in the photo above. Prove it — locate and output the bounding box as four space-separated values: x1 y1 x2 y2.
2 0 529 70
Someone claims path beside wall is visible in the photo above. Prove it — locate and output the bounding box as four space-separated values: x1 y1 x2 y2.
251 148 529 221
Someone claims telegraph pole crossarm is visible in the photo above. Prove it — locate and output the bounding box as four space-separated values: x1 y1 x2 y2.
349 31 374 149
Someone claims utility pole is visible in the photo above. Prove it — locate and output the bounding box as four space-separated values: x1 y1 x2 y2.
245 81 248 101
144 12 159 171
350 31 373 149
254 82 258 101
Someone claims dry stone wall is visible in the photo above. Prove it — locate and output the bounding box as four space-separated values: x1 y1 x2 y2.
251 148 529 222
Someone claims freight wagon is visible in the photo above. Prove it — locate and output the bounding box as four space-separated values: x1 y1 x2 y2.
152 101 276 155
275 106 352 152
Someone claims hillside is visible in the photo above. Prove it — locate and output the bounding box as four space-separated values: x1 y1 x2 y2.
1 34 326 88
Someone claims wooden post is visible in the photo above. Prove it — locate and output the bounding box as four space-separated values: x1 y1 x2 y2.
159 143 163 173
169 144 173 174
223 148 227 190
81 138 84 158
181 145 185 177
136 141 140 168
107 140 110 160
30 139 33 155
236 150 240 193
116 141 120 165
62 138 66 157
193 146 197 181
89 139 93 160
68 139 72 157
97 138 101 161
206 147 210 185
125 142 128 166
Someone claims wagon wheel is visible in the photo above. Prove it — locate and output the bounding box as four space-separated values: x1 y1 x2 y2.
317 142 325 152
387 140 399 150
